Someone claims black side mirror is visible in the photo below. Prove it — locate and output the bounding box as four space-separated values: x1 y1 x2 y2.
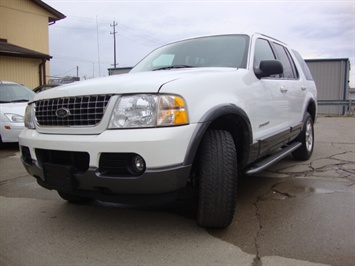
254 60 283 79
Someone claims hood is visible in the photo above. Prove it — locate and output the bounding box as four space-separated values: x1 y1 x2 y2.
0 102 27 116
34 68 236 101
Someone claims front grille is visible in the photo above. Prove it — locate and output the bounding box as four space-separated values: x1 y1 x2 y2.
36 149 89 173
35 95 112 127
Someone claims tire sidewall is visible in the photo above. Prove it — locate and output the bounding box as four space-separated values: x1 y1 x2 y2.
196 130 238 228
293 112 314 160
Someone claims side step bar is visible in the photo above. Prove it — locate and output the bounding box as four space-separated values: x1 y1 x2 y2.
245 142 302 175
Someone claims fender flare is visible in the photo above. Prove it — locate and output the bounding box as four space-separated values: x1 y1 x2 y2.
183 104 252 166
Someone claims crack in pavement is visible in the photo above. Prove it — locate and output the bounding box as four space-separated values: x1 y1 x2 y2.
249 147 354 265
271 188 296 199
266 150 355 182
251 178 293 266
252 200 262 266
0 174 34 186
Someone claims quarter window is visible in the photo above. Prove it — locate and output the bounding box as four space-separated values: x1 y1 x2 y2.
292 50 314 80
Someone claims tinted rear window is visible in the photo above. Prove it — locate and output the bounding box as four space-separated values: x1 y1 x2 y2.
292 50 314 80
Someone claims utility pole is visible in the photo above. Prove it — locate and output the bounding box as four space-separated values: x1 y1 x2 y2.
96 16 101 77
110 20 118 68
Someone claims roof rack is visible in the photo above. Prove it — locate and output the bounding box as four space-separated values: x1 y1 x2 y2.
255 33 286 45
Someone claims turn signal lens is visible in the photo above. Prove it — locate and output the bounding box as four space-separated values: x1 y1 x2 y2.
158 95 188 126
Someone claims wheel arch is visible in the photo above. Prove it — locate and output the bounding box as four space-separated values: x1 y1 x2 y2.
306 99 317 123
183 104 253 168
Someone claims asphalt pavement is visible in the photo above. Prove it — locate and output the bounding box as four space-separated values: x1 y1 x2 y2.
0 117 354 266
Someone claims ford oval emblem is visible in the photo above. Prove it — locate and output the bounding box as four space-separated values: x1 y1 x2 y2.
56 107 71 118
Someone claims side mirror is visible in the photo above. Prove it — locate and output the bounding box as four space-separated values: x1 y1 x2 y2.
254 60 283 79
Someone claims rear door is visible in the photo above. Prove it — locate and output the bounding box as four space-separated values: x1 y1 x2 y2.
271 42 303 126
291 49 317 123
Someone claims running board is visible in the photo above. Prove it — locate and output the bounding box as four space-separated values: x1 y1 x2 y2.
245 142 302 175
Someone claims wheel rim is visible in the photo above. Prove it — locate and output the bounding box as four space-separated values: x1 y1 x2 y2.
305 119 313 152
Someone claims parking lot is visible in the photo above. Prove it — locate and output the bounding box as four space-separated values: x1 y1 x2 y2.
0 116 354 266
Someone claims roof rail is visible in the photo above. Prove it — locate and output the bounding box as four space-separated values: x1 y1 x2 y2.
255 33 286 45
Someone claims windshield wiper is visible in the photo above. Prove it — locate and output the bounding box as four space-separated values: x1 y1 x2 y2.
9 99 29 103
153 65 196 71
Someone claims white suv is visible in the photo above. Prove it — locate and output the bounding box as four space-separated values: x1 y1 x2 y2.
19 33 317 228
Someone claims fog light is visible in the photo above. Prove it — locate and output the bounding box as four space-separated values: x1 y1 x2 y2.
132 155 145 174
21 146 32 164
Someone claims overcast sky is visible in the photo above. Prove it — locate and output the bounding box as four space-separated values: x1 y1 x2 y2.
43 0 354 87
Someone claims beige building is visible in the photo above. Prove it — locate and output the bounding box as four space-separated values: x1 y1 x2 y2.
0 0 65 89
108 67 133 75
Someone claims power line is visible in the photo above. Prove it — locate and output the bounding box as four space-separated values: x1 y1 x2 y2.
51 55 111 64
51 25 97 32
54 66 78 76
51 14 163 46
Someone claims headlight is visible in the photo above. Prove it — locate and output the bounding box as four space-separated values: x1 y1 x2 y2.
109 94 189 128
24 104 36 129
4 113 24 123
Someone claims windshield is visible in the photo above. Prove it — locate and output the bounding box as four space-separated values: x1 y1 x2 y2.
131 35 249 72
0 83 35 103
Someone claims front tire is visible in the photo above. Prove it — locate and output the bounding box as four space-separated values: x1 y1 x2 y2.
196 130 238 228
292 112 314 160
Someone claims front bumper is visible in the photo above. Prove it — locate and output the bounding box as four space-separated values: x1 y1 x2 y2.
21 157 191 195
0 123 24 143
19 125 197 196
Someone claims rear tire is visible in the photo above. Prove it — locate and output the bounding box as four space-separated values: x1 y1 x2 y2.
57 191 91 204
292 112 314 161
196 130 238 228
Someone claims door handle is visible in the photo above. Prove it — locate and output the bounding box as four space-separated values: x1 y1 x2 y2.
301 86 306 91
280 86 288 93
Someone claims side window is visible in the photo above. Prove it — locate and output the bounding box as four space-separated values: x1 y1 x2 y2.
273 43 296 79
253 39 276 68
292 50 314 80
284 48 299 79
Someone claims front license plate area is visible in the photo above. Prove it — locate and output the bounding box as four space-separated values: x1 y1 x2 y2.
43 163 76 191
